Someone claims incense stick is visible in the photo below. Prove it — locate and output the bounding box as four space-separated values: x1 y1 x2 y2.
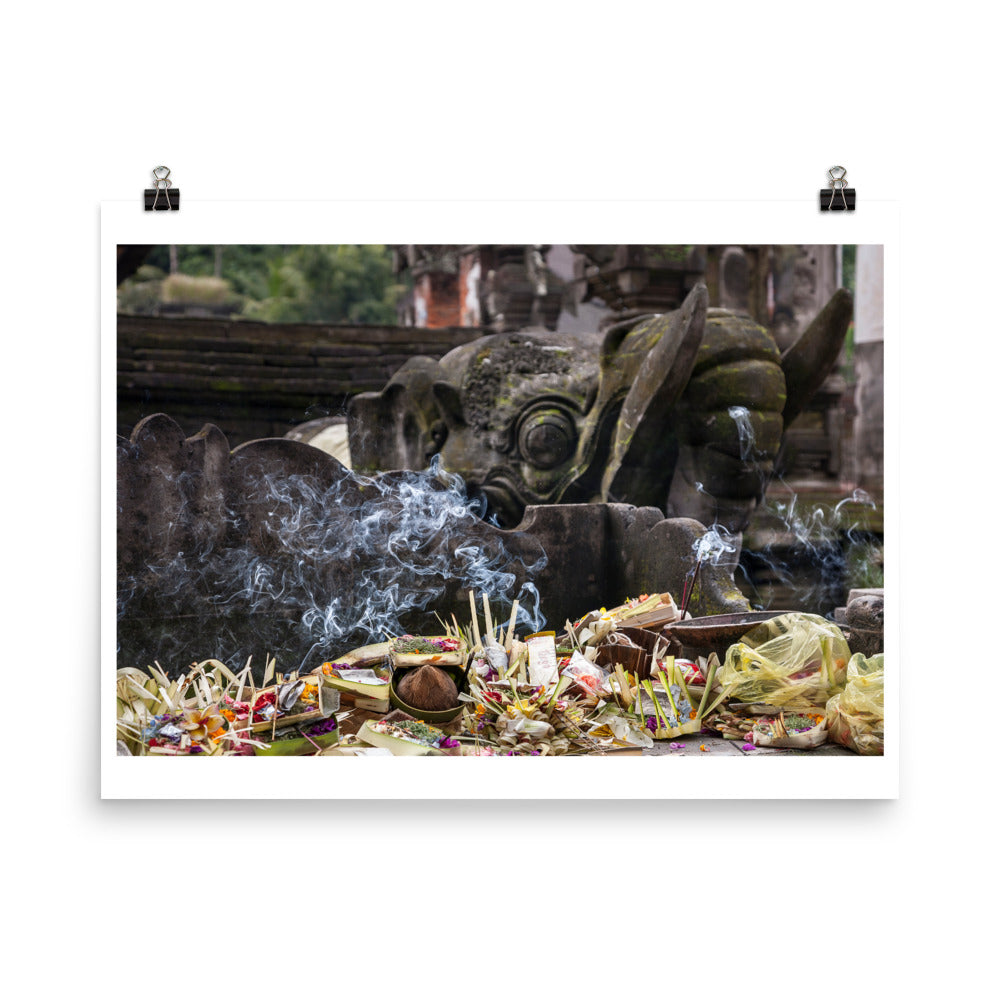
299 726 324 754
458 646 474 694
679 558 703 618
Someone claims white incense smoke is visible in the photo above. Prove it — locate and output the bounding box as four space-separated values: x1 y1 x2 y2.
118 456 547 675
692 411 882 615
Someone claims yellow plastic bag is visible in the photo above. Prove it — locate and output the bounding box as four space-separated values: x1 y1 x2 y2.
719 613 850 710
826 652 884 755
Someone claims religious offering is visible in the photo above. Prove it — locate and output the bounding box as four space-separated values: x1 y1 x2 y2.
525 631 559 689
114 244 885 771
825 653 884 755
356 717 459 755
116 657 343 756
251 715 341 756
319 662 392 712
389 635 466 668
748 711 828 749
394 664 461 713
719 613 851 710
317 642 393 712
115 580 885 760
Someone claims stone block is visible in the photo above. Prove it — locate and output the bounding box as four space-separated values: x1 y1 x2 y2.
117 415 752 676
846 593 884 657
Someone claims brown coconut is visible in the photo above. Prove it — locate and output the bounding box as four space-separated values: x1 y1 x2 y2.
396 665 459 711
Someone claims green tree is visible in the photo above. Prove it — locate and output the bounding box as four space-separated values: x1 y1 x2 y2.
242 245 400 324
129 245 402 323
144 245 286 299
842 244 856 294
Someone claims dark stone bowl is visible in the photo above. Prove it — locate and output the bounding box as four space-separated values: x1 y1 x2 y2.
662 611 796 648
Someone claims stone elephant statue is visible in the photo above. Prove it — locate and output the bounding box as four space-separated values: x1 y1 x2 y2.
348 283 853 534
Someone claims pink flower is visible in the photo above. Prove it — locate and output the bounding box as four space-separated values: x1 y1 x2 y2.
741 742 757 751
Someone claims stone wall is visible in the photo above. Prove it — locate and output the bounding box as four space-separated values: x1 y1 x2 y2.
117 414 749 675
118 315 484 446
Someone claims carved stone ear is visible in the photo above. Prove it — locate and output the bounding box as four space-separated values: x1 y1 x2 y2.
599 313 653 362
781 287 853 427
600 283 708 502
432 381 466 430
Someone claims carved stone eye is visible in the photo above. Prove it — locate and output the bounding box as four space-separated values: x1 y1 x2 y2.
517 407 577 469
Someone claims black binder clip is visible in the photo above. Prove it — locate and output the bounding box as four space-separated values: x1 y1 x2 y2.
144 166 180 211
819 165 855 211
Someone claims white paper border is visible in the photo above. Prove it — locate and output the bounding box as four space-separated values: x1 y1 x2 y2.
102 199 898 799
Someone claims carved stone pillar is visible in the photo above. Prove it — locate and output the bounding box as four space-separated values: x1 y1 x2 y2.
571 245 706 329
476 245 564 331
854 245 884 489
770 245 840 351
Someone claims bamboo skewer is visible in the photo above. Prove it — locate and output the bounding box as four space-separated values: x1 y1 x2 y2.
469 590 482 650
271 671 280 743
504 600 519 652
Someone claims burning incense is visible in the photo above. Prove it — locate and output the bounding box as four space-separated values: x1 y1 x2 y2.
458 648 474 694
679 557 703 619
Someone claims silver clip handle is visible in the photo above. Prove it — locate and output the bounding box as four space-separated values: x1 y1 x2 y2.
151 165 173 210
827 166 848 210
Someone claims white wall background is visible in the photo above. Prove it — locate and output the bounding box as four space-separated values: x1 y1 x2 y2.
2 4 989 998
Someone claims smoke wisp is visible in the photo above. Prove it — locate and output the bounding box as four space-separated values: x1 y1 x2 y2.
118 452 548 677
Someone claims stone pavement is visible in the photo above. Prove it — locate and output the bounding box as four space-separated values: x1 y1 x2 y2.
337 706 859 756
642 733 856 756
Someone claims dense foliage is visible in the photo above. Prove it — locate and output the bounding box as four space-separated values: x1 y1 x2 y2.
121 245 404 324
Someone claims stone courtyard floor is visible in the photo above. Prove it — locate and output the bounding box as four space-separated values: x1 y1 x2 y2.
335 707 858 756
642 732 855 756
